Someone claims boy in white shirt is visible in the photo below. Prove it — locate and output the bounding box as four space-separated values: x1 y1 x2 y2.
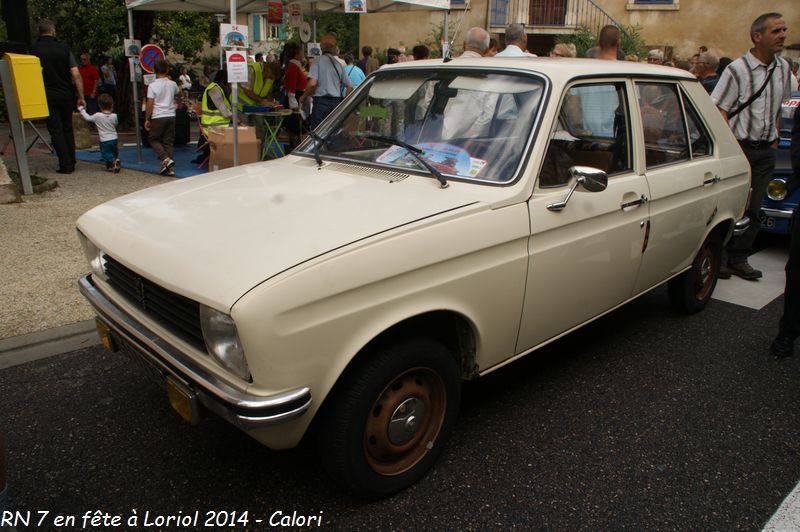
79 93 120 173
144 59 182 176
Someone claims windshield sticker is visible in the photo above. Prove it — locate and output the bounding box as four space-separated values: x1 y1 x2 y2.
376 142 488 178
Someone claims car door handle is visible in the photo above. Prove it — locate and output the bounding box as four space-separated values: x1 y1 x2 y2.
703 175 721 186
621 195 648 210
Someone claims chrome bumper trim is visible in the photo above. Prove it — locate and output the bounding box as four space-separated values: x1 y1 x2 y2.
761 208 794 219
733 216 750 237
79 275 312 429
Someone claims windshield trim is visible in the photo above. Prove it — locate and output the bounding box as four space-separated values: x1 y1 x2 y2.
293 66 552 187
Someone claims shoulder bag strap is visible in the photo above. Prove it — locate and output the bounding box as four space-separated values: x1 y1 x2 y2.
326 54 345 93
728 61 778 120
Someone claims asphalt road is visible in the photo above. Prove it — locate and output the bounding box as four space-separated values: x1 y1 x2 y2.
2 284 800 530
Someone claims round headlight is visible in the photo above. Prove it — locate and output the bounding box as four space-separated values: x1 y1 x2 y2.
199 305 251 381
767 179 788 201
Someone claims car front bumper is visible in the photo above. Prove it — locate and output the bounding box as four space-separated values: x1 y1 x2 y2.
79 274 312 432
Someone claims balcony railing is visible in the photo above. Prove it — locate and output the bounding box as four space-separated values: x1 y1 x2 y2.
491 0 624 37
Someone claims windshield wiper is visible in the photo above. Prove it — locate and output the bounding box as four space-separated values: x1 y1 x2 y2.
307 131 326 167
360 133 449 189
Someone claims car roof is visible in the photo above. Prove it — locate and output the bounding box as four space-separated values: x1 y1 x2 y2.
380 57 697 85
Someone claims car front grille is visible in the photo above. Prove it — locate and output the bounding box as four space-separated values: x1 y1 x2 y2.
103 255 205 351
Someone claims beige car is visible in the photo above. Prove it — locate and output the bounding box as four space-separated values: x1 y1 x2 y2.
78 57 749 498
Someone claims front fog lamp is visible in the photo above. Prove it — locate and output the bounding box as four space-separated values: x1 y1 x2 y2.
77 231 108 281
199 305 251 381
767 179 788 201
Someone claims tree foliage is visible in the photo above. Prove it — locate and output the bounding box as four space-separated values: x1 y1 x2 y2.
556 24 647 59
306 13 359 58
23 0 215 63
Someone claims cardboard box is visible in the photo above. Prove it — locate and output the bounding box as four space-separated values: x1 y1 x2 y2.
208 126 260 171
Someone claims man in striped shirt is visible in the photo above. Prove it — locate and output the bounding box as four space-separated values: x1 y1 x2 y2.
711 12 792 280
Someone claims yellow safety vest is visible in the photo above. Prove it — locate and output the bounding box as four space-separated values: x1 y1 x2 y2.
201 82 232 136
238 62 274 110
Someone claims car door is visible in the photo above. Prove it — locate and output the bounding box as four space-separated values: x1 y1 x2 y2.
631 81 721 293
517 80 650 353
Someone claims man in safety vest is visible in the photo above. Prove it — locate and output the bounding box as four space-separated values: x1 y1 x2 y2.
239 55 277 111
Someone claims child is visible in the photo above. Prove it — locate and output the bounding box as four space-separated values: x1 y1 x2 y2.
79 93 120 172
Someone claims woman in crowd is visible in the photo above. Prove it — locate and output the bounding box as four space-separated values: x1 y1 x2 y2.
282 41 308 148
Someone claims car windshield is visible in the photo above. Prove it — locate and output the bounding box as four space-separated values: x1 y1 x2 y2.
780 95 799 139
294 69 545 183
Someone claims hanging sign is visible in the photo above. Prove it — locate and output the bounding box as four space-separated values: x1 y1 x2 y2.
299 22 312 43
139 44 165 74
268 1 283 24
289 3 303 27
220 24 249 48
128 57 142 82
345 0 367 12
307 43 321 57
226 50 248 83
124 39 141 57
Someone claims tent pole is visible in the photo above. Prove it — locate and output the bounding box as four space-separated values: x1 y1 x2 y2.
231 0 239 166
128 8 143 163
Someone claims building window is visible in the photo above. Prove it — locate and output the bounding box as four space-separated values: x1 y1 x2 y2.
627 0 679 10
269 24 280 40
490 0 509 26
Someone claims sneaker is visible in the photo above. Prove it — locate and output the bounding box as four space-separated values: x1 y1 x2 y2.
113 159 121 173
159 159 169 175
166 169 175 177
165 157 175 171
727 260 762 280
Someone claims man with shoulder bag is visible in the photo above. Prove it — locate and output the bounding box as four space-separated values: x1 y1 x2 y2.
712 12 793 280
301 34 353 130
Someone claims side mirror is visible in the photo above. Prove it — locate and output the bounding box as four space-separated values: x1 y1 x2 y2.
572 165 608 193
547 166 608 212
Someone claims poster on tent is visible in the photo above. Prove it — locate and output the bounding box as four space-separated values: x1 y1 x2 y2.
268 1 283 24
226 51 249 83
289 3 303 27
307 42 321 57
345 0 367 13
220 24 248 48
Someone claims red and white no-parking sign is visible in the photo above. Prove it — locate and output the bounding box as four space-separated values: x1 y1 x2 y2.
139 44 165 73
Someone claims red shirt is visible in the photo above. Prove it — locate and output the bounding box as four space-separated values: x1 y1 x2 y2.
79 64 100 97
284 60 307 94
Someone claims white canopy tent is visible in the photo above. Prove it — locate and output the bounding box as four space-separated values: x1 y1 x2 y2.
125 0 451 166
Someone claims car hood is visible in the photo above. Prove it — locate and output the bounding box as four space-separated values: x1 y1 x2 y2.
77 158 483 309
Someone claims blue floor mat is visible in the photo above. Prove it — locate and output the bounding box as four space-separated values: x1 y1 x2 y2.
75 143 206 178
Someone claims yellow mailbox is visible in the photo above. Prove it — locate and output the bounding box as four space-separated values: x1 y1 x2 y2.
5 53 48 120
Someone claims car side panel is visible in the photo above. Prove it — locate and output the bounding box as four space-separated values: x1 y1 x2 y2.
232 203 531 449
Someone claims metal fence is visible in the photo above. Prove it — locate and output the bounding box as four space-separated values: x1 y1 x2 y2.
528 0 621 34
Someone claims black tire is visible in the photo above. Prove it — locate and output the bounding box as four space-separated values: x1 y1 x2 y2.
668 232 722 314
317 339 461 499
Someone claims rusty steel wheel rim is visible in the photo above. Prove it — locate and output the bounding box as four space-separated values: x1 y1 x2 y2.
363 367 447 476
693 243 716 301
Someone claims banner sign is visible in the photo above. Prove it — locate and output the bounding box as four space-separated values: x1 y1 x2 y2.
289 3 303 27
268 1 283 24
220 24 248 48
345 0 367 12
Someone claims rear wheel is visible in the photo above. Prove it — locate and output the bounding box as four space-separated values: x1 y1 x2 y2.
668 233 722 314
318 339 461 499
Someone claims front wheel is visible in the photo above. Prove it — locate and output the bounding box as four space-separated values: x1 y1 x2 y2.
317 339 461 499
668 233 722 314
